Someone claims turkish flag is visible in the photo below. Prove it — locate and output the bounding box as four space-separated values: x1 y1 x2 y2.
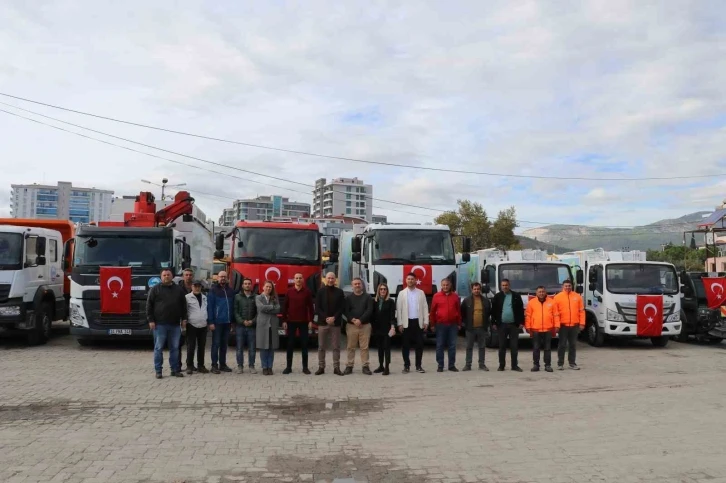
404 264 433 293
100 267 132 314
702 277 726 309
636 295 663 337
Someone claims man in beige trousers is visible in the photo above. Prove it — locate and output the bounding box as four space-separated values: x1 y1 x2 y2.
344 278 374 375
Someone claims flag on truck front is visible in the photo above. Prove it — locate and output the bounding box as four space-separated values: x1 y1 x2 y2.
701 277 726 309
100 267 132 314
636 294 663 337
404 264 432 293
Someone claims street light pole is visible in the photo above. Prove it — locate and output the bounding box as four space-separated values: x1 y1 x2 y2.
140 178 186 201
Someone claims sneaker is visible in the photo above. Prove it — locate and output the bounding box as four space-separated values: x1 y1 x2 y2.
416 367 426 373
531 366 540 372
197 366 209 374
497 366 505 372
248 367 258 374
480 365 489 372
362 367 372 375
315 368 325 376
343 367 353 375
437 367 444 373
282 367 292 375
187 365 197 372
171 371 184 378
374 366 384 374
334 368 344 376
545 365 553 373
558 364 565 371
570 364 580 370
302 368 311 375
220 365 233 373
448 366 459 372
186 367 193 375
235 366 244 374
155 372 163 379
211 365 221 374
382 367 390 376
462 365 472 372
512 366 523 372
402 367 410 374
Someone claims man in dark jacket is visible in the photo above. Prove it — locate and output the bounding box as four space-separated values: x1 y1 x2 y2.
147 268 188 379
314 272 346 376
460 282 491 371
491 278 524 372
207 271 236 374
282 273 315 375
344 278 374 375
233 278 257 374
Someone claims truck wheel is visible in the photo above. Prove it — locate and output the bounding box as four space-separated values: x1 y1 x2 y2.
586 316 605 347
27 303 52 346
651 336 669 347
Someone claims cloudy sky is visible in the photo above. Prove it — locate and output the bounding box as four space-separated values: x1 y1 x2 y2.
1 1 724 232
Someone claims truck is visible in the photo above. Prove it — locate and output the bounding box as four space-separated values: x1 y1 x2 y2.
213 220 338 341
555 248 682 347
0 219 75 344
67 191 194 345
341 223 470 337
677 271 725 343
456 248 581 347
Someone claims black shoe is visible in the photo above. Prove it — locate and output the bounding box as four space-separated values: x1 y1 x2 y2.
187 365 197 372
334 368 344 376
497 366 505 372
315 368 325 375
155 372 163 379
343 367 353 375
302 368 311 375
545 365 553 373
211 365 221 374
186 367 193 375
512 366 523 372
531 365 540 372
362 367 372 375
383 367 390 376
374 366 384 374
262 368 270 376
480 365 489 372
171 371 184 378
220 365 233 373
402 367 410 374
448 366 459 372
282 367 292 375
462 365 472 371
437 367 444 373
416 367 426 373
197 366 209 374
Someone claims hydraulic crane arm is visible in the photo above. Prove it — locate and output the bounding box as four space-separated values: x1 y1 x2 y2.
154 191 195 226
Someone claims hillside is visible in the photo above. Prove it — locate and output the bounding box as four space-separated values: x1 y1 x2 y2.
520 211 711 251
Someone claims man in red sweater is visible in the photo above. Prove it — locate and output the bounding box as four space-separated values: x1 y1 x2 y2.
430 278 462 372
282 273 314 375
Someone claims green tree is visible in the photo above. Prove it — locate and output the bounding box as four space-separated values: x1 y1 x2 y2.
435 200 519 251
491 207 520 249
646 245 708 271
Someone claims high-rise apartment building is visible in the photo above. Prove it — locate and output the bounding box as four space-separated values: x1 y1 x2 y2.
217 195 310 226
372 214 388 224
10 182 113 223
312 177 373 222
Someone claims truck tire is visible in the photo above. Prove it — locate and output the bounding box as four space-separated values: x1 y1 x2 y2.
27 302 52 346
651 336 669 347
586 315 605 347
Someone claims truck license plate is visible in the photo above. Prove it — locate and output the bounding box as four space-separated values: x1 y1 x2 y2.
108 329 132 335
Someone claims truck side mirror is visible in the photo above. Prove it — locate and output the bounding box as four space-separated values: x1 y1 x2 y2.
588 269 597 284
182 244 191 269
36 256 47 266
462 252 470 263
36 237 47 256
62 239 74 272
480 269 490 285
576 286 583 294
462 237 472 253
352 252 361 263
576 269 584 285
215 233 225 251
589 282 597 292
351 237 361 254
213 250 225 259
329 237 340 256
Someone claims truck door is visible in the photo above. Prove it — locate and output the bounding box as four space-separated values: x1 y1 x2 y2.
590 264 606 323
23 235 44 302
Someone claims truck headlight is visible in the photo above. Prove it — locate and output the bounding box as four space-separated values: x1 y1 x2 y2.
70 303 85 325
666 312 680 322
606 309 624 322
0 306 21 316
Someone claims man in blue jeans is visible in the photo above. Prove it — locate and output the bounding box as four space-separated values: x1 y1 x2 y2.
234 278 258 374
146 268 188 379
207 271 236 374
429 278 462 372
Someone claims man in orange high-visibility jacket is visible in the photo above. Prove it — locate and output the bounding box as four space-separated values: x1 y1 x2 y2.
525 286 559 373
553 279 585 371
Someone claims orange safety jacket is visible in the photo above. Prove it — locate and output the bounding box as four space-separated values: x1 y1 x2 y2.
525 297 560 332
553 291 585 327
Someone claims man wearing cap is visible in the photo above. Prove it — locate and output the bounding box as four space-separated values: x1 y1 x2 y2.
185 280 210 374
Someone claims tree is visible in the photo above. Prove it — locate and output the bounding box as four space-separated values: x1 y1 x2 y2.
435 200 519 251
646 245 707 271
491 207 520 249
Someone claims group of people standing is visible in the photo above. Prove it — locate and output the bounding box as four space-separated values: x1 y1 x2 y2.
146 268 585 378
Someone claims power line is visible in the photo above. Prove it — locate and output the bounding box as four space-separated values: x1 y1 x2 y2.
0 91 721 182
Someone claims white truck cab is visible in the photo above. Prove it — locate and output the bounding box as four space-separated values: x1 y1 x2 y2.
0 225 66 344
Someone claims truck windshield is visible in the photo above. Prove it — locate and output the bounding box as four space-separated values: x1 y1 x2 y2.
499 263 573 295
372 230 455 264
0 233 23 270
213 262 227 274
74 236 171 273
605 263 679 295
234 228 319 264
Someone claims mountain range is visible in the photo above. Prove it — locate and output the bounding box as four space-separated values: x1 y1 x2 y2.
519 211 712 252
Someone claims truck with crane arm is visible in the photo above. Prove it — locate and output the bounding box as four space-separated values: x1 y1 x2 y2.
67 191 194 345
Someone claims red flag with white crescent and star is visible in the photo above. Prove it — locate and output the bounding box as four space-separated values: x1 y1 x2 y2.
404 264 433 294
100 267 132 314
636 294 663 337
702 277 726 309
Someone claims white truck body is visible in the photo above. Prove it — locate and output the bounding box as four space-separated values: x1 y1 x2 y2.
0 225 66 344
555 248 682 347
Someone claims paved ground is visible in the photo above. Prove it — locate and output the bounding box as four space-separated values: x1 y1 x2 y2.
1 324 725 483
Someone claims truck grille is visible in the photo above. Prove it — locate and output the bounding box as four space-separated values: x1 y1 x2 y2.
83 300 149 329
615 302 675 324
0 284 9 302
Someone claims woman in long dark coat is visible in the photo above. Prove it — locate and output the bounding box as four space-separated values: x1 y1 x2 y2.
372 283 396 375
256 281 281 375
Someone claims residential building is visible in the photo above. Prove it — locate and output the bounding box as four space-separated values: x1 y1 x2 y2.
217 195 310 225
372 214 388 224
312 177 373 222
10 182 113 223
313 215 368 252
